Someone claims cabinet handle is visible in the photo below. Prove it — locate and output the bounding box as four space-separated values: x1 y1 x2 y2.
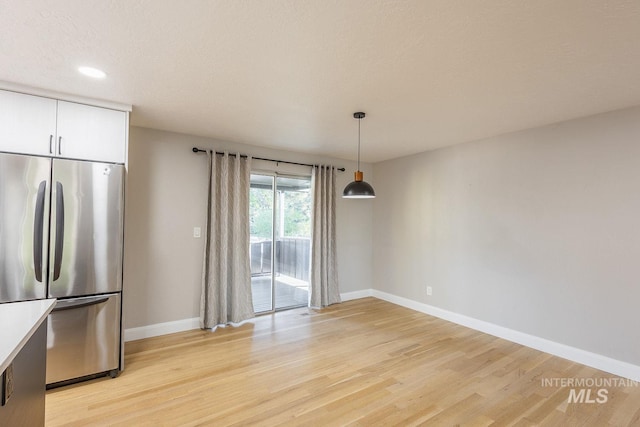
58 136 62 155
49 135 53 154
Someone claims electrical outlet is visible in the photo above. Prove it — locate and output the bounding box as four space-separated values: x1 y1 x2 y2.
1 364 14 406
426 286 433 296
193 227 201 238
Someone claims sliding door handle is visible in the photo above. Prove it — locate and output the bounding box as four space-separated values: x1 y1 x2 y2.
33 181 47 282
53 181 65 281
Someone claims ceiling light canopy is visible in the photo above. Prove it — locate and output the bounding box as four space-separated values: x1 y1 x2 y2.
78 66 106 79
343 112 375 199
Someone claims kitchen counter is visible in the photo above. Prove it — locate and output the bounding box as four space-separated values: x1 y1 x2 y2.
0 299 55 374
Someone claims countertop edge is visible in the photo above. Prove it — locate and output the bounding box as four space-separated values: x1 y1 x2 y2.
0 299 56 374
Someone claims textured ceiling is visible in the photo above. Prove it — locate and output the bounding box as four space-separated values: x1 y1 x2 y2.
1 0 640 163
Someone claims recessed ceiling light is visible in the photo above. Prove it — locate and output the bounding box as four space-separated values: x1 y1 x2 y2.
78 66 106 79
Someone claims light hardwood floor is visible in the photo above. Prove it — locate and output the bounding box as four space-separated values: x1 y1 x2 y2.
46 298 640 426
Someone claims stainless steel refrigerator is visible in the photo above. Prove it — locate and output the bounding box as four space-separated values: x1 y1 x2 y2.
0 152 124 386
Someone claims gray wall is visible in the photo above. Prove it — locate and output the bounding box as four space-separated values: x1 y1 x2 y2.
372 106 640 365
123 126 373 329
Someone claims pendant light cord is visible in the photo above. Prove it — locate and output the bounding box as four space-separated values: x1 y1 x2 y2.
357 117 361 171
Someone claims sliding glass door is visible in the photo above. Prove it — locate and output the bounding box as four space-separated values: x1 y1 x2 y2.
249 175 275 313
250 174 312 313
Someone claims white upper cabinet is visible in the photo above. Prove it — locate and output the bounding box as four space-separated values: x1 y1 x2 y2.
0 90 128 164
0 90 57 156
56 101 127 163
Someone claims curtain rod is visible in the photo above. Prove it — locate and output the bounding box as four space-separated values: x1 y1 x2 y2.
191 147 345 172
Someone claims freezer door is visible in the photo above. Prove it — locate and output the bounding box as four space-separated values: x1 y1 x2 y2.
49 159 124 297
0 153 50 303
46 293 121 385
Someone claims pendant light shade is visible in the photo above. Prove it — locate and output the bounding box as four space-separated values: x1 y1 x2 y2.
343 172 376 198
343 112 375 199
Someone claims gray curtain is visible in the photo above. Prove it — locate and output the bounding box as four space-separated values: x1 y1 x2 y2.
310 165 341 307
200 152 254 328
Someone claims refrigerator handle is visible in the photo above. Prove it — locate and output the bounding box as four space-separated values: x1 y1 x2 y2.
33 180 47 282
53 181 65 281
52 296 110 312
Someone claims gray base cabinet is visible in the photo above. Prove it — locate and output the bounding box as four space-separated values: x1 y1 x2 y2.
0 322 47 426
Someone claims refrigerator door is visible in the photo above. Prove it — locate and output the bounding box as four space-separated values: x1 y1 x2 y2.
0 153 50 303
46 293 121 385
48 159 124 298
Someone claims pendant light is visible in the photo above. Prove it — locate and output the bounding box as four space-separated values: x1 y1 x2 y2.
343 112 375 198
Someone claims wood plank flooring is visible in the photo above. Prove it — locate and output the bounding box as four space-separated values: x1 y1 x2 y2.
45 298 640 426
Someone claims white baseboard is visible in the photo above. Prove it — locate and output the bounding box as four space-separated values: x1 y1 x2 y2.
341 289 374 301
369 289 640 382
124 317 200 342
123 290 373 341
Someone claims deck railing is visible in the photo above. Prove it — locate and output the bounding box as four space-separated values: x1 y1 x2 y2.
250 237 310 282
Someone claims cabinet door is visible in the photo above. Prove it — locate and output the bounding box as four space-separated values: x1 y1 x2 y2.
0 322 47 425
0 90 57 156
56 101 127 163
